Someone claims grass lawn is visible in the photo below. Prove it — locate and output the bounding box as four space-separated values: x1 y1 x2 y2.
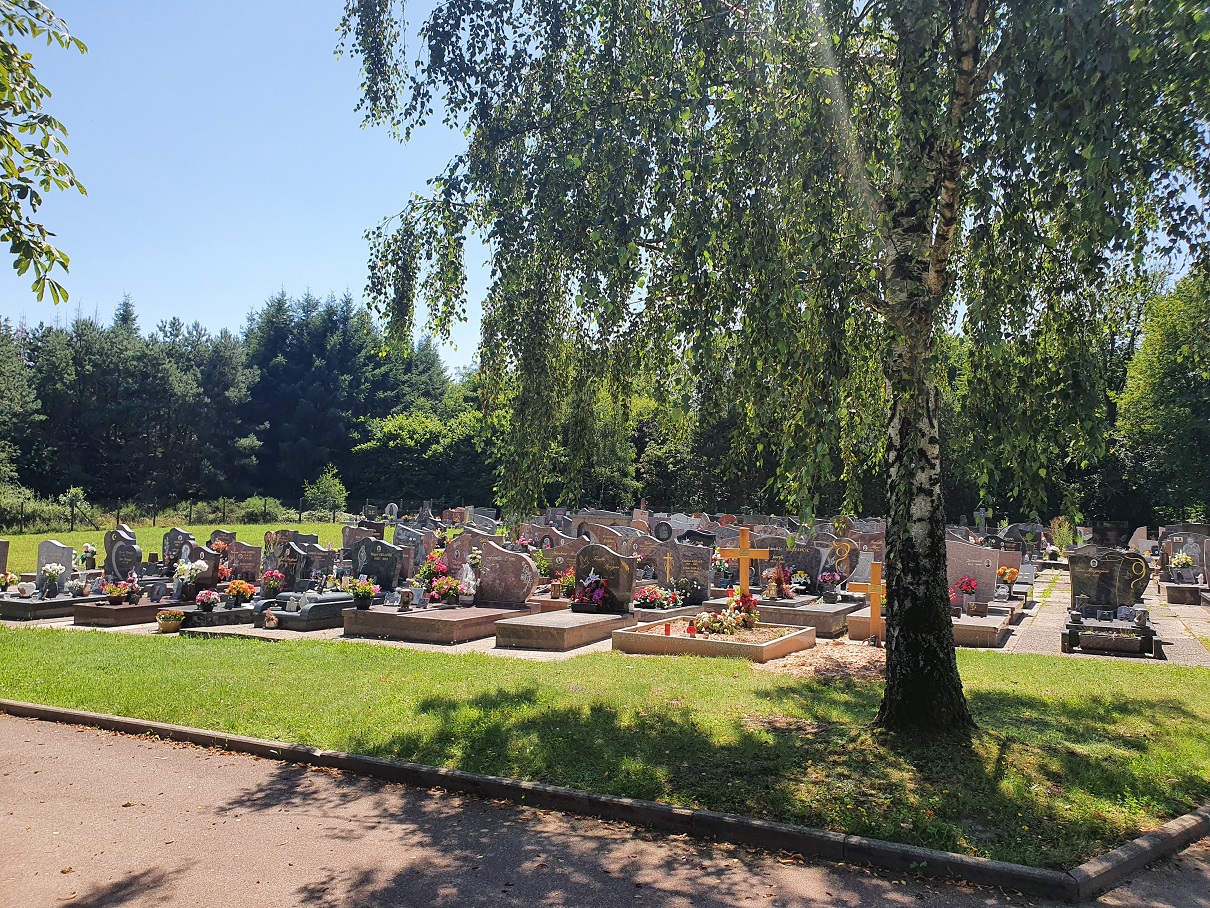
1 523 344 573
1 627 1207 868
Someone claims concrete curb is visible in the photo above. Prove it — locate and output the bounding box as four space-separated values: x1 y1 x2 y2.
2 698 1206 902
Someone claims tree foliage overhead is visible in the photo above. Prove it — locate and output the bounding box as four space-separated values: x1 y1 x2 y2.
343 0 1209 731
0 1 86 303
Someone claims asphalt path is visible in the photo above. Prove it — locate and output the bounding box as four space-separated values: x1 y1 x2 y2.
1 714 1206 907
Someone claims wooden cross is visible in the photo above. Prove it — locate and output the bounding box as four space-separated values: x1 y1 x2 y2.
847 561 885 639
719 527 770 597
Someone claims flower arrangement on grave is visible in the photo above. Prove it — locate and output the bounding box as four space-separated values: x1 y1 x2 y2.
818 570 842 588
572 572 618 611
415 552 449 587
761 564 794 600
77 543 97 568
226 579 255 605
103 581 128 598
211 540 230 556
195 589 222 609
430 575 464 602
174 559 208 583
218 564 232 582
516 535 535 547
350 579 381 600
948 586 958 604
956 575 978 595
693 589 761 635
791 571 810 586
41 562 66 582
633 586 683 610
555 568 576 597
997 566 1019 584
711 549 730 576
469 546 484 570
261 569 285 595
156 608 185 628
67 578 88 597
1171 553 1195 569
1 571 19 591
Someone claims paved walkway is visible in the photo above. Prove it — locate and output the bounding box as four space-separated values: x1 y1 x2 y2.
2 714 1208 908
1003 569 1210 666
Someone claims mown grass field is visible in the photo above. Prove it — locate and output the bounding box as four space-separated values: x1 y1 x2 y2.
0 625 1206 869
2 523 344 573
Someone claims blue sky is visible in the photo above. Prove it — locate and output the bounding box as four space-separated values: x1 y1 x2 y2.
0 1 484 369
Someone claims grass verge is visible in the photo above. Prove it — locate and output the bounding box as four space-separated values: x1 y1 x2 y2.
1 626 1207 868
1 523 344 573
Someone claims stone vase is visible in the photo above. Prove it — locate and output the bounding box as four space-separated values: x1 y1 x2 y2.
179 583 197 603
198 598 214 613
354 596 372 611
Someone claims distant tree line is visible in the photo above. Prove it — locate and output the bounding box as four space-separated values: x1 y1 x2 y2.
0 292 494 510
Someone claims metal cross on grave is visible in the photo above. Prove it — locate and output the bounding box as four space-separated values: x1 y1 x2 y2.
719 527 770 597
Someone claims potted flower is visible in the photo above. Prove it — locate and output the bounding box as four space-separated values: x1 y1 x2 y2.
67 577 88 597
41 562 67 598
818 571 841 602
261 569 285 598
956 574 978 608
457 578 477 605
431 575 463 604
2 570 20 592
174 559 208 602
78 543 97 571
194 589 222 613
415 552 449 597
103 581 129 606
156 608 185 633
997 565 1019 597
350 579 380 610
550 568 575 600
633 586 682 610
711 549 730 583
226 579 256 608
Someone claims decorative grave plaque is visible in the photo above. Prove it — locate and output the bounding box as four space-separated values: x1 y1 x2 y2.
103 527 141 578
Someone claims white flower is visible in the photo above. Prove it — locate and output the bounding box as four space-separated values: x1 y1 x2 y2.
41 562 66 580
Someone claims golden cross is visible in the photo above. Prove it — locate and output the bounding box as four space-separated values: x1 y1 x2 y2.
663 551 676 582
847 561 885 639
719 527 770 597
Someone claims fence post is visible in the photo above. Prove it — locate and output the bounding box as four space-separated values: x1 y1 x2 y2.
19 501 24 534
298 498 303 524
188 502 193 525
116 504 121 528
263 497 267 523
222 500 227 523
69 500 75 533
153 500 158 528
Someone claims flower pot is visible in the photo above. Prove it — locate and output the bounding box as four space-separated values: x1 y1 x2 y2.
458 593 475 606
198 600 215 613
44 579 60 599
107 594 125 606
263 585 280 600
821 586 838 604
227 598 246 610
126 592 144 605
353 596 372 611
179 583 197 603
157 618 183 634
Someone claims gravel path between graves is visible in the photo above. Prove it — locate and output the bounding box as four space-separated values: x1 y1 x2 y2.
3 713 1208 908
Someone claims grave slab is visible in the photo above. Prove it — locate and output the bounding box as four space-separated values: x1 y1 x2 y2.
1164 583 1206 605
0 593 106 621
495 610 635 651
179 605 257 628
73 601 164 627
611 621 816 662
756 601 865 638
344 605 526 644
846 607 1010 648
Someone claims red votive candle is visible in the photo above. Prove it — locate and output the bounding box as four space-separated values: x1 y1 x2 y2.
664 623 671 636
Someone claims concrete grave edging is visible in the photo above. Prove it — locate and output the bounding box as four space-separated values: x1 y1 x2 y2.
1 697 1207 903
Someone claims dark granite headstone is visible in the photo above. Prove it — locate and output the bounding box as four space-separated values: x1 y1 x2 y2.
546 538 588 577
195 546 222 587
208 529 237 548
104 527 141 578
276 542 307 591
228 540 262 581
303 544 337 579
573 544 636 613
392 525 428 573
294 533 320 546
342 525 378 552
162 527 197 563
359 519 387 539
351 537 404 590
1068 545 1151 611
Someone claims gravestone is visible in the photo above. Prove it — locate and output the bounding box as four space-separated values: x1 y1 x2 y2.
535 526 576 550
262 530 298 572
294 533 320 546
1163 531 1208 573
350 537 404 590
982 534 1004 549
848 526 886 561
162 528 197 563
0 538 8 574
384 503 400 519
573 544 637 614
848 551 877 587
442 527 496 574
194 546 222 587
342 525 378 552
359 519 387 540
470 513 499 533
974 508 988 534
817 536 861 580
1089 521 1130 548
103 526 141 578
945 539 1000 604
475 541 537 606
1068 545 1151 612
36 540 74 587
208 529 237 548
678 528 717 547
276 542 308 591
632 535 714 601
392 525 429 573
228 540 262 581
1128 526 1151 552
546 538 588 577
